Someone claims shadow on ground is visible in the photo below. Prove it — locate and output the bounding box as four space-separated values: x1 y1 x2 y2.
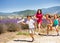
14 40 33 42
38 34 60 36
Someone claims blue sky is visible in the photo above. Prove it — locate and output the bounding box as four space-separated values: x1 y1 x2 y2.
0 0 60 13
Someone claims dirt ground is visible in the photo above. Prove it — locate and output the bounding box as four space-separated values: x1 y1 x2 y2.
7 35 60 43
0 29 60 43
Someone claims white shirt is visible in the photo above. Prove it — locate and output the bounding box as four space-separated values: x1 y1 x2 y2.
26 19 35 29
17 19 35 29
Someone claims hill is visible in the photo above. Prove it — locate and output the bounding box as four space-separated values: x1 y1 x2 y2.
12 10 36 16
0 6 60 16
42 6 60 14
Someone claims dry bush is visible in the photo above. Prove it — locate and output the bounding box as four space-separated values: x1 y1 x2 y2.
41 23 47 28
5 22 20 32
0 23 7 34
20 23 29 30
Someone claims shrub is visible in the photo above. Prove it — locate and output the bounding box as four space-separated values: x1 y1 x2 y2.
0 23 3 34
0 23 7 34
16 23 22 31
41 23 47 28
20 23 29 29
6 22 20 32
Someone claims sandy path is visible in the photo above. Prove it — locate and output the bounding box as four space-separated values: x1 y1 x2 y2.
7 35 60 43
